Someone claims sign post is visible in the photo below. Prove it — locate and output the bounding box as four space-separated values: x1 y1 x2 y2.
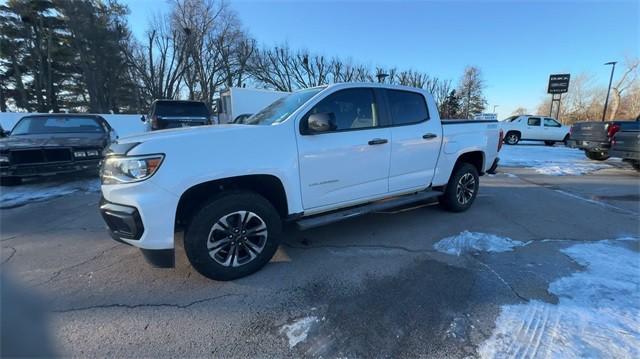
547 74 570 122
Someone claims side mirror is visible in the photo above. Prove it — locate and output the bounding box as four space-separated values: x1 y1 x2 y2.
109 129 119 141
306 113 335 134
140 115 146 123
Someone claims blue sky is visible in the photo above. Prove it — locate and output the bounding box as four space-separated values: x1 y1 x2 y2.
126 0 639 119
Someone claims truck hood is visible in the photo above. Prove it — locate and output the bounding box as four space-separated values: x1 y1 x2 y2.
0 132 106 151
118 124 252 144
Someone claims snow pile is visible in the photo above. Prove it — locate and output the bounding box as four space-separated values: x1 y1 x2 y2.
0 178 100 208
499 144 614 175
279 316 318 348
433 231 526 256
479 238 640 358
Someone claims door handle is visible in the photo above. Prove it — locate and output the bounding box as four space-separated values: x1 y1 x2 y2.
368 138 388 145
422 133 438 140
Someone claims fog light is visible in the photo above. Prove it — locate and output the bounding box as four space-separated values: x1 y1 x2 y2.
86 150 99 157
74 151 87 158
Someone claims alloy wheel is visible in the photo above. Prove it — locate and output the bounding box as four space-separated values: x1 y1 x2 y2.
456 173 476 205
207 211 268 267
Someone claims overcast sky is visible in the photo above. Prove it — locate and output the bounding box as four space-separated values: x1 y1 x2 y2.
125 0 639 119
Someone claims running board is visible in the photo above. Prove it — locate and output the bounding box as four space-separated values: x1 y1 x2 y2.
296 190 443 230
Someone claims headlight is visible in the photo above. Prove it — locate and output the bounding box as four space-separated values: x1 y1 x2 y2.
101 155 164 184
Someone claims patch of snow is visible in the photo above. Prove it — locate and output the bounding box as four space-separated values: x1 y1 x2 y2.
0 178 99 208
279 316 318 348
433 231 526 256
499 144 616 175
479 238 640 358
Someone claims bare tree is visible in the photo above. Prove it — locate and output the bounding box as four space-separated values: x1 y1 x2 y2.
608 57 639 120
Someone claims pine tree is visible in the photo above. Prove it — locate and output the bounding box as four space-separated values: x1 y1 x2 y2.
440 89 461 118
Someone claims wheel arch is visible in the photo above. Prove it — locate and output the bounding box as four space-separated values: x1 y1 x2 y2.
175 174 289 228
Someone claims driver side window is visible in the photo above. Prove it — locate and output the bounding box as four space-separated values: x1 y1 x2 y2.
304 88 379 132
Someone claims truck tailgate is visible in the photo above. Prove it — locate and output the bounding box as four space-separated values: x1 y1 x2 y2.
570 122 609 142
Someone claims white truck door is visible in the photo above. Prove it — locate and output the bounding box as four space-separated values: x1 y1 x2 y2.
386 89 441 192
297 88 391 209
543 118 564 140
525 117 543 139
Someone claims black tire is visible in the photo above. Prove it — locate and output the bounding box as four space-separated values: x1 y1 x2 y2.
563 135 570 146
0 176 21 186
439 163 480 212
184 191 282 281
504 132 520 145
632 161 640 171
544 141 555 146
585 151 610 161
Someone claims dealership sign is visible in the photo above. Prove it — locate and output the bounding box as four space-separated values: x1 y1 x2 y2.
547 74 570 94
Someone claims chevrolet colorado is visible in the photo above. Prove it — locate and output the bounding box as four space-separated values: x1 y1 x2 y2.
100 83 502 280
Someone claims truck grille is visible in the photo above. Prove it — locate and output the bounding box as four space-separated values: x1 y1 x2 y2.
10 148 72 165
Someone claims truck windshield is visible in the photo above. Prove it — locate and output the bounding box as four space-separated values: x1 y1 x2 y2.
244 88 323 126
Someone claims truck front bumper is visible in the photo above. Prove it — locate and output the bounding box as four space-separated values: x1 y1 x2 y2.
100 180 179 268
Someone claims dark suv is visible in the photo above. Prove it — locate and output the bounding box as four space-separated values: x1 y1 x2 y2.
143 100 212 131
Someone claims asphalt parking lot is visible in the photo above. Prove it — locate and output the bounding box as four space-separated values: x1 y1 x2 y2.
1 149 639 357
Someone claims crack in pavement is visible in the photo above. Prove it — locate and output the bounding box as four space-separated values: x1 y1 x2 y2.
53 293 246 313
1 246 16 264
32 244 122 287
283 242 437 254
470 256 529 302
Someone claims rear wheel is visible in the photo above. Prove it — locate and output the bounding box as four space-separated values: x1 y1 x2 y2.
544 141 555 146
439 163 479 212
504 132 520 145
184 191 282 281
0 176 21 186
632 161 640 171
585 150 609 161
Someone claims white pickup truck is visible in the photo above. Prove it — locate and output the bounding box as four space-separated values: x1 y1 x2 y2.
500 115 570 145
99 83 502 280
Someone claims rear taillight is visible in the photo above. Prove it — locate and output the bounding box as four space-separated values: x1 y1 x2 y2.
151 115 158 129
569 125 573 136
607 123 620 138
498 130 504 152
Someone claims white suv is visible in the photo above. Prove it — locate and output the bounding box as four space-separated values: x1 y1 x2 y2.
500 115 570 145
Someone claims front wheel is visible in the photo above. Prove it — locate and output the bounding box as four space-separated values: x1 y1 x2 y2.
184 191 282 281
439 163 480 212
631 161 640 171
585 151 609 161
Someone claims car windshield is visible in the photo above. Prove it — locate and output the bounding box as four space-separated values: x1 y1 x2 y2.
504 115 519 122
244 88 324 125
11 116 104 135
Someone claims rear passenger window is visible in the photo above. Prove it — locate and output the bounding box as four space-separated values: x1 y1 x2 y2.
386 90 429 125
528 117 541 126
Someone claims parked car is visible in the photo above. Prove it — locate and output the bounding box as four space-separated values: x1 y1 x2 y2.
99 83 502 281
610 128 640 170
215 87 290 124
0 114 115 186
567 120 640 160
500 115 570 145
143 100 212 131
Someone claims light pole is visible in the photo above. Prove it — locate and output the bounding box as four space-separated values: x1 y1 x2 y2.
602 61 617 122
493 105 499 113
